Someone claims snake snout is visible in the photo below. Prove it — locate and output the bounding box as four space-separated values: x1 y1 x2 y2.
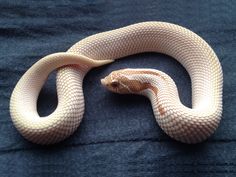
101 78 108 87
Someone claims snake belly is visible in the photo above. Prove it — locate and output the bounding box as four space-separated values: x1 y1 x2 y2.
10 22 223 144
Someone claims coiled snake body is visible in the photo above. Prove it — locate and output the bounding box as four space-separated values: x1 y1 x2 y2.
10 22 223 144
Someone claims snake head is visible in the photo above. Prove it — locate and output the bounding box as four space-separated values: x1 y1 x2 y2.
101 69 131 94
101 69 159 96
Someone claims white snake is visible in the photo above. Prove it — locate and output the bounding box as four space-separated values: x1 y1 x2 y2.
10 22 223 145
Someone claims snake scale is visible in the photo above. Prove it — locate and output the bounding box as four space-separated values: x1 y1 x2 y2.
10 22 223 145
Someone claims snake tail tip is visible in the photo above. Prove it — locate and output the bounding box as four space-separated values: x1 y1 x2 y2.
92 59 114 67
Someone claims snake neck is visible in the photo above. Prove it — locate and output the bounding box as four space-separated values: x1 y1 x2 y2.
134 69 181 106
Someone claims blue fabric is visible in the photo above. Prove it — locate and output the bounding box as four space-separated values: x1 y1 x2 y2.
0 0 236 176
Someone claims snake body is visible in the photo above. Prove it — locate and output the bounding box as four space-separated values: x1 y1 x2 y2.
10 22 223 144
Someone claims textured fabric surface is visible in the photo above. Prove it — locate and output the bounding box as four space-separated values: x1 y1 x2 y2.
0 0 235 176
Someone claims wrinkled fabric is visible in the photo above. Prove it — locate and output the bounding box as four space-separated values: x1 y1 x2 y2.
0 0 236 176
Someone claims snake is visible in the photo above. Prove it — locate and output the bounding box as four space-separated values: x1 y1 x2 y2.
9 22 223 145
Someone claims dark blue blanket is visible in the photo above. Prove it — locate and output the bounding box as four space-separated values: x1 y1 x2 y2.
0 0 236 176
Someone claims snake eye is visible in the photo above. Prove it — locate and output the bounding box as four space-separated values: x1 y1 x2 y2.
111 80 119 88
